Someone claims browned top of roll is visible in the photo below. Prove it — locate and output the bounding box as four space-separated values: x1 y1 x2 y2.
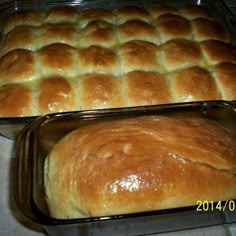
37 43 78 77
192 18 230 42
118 40 160 73
38 23 78 47
80 8 115 26
0 49 38 84
115 5 152 24
79 73 124 109
1 26 37 56
124 71 172 106
201 40 236 65
213 62 236 100
39 75 77 114
3 10 44 34
79 20 117 48
170 66 221 102
117 20 160 44
78 45 120 75
154 14 192 43
45 115 236 219
162 39 205 71
45 6 79 23
149 3 179 18
0 83 33 117
180 5 213 20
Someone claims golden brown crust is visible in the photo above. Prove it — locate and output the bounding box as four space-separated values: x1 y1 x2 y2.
154 14 192 43
117 20 160 44
1 26 37 56
170 66 221 102
3 10 44 34
0 49 38 84
118 40 161 73
192 18 230 42
37 43 78 77
45 115 236 218
79 20 117 48
212 62 236 100
78 46 120 75
180 5 213 20
80 8 115 26
38 23 78 48
39 76 77 114
79 73 124 109
124 71 172 106
162 39 205 71
201 40 236 65
149 3 179 18
45 6 79 23
115 5 152 24
0 83 33 117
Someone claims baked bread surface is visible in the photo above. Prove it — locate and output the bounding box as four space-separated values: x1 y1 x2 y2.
45 115 236 219
0 4 235 117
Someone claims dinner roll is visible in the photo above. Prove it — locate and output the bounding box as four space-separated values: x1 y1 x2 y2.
79 73 124 109
149 3 179 18
0 49 39 84
1 26 37 56
192 18 230 42
117 20 160 44
153 14 192 43
3 10 44 34
115 5 152 24
38 75 77 114
123 70 172 106
169 66 221 102
201 40 236 65
212 62 236 100
37 43 78 77
78 45 120 75
162 39 205 71
37 23 78 48
80 8 115 27
0 83 34 117
79 20 117 48
44 6 79 23
118 40 161 73
180 4 213 20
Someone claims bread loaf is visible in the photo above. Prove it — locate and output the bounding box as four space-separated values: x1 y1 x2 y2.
0 4 236 117
44 115 236 219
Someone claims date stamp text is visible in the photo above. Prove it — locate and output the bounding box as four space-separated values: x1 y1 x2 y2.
196 200 236 212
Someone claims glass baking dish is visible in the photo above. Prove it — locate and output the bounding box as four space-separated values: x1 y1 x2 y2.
14 100 236 236
0 0 235 140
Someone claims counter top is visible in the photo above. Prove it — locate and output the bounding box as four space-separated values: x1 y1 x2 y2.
0 137 44 235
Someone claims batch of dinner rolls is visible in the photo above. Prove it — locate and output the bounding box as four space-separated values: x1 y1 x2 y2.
0 3 236 117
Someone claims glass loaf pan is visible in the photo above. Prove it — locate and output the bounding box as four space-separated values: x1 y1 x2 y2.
15 100 236 236
0 0 235 140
